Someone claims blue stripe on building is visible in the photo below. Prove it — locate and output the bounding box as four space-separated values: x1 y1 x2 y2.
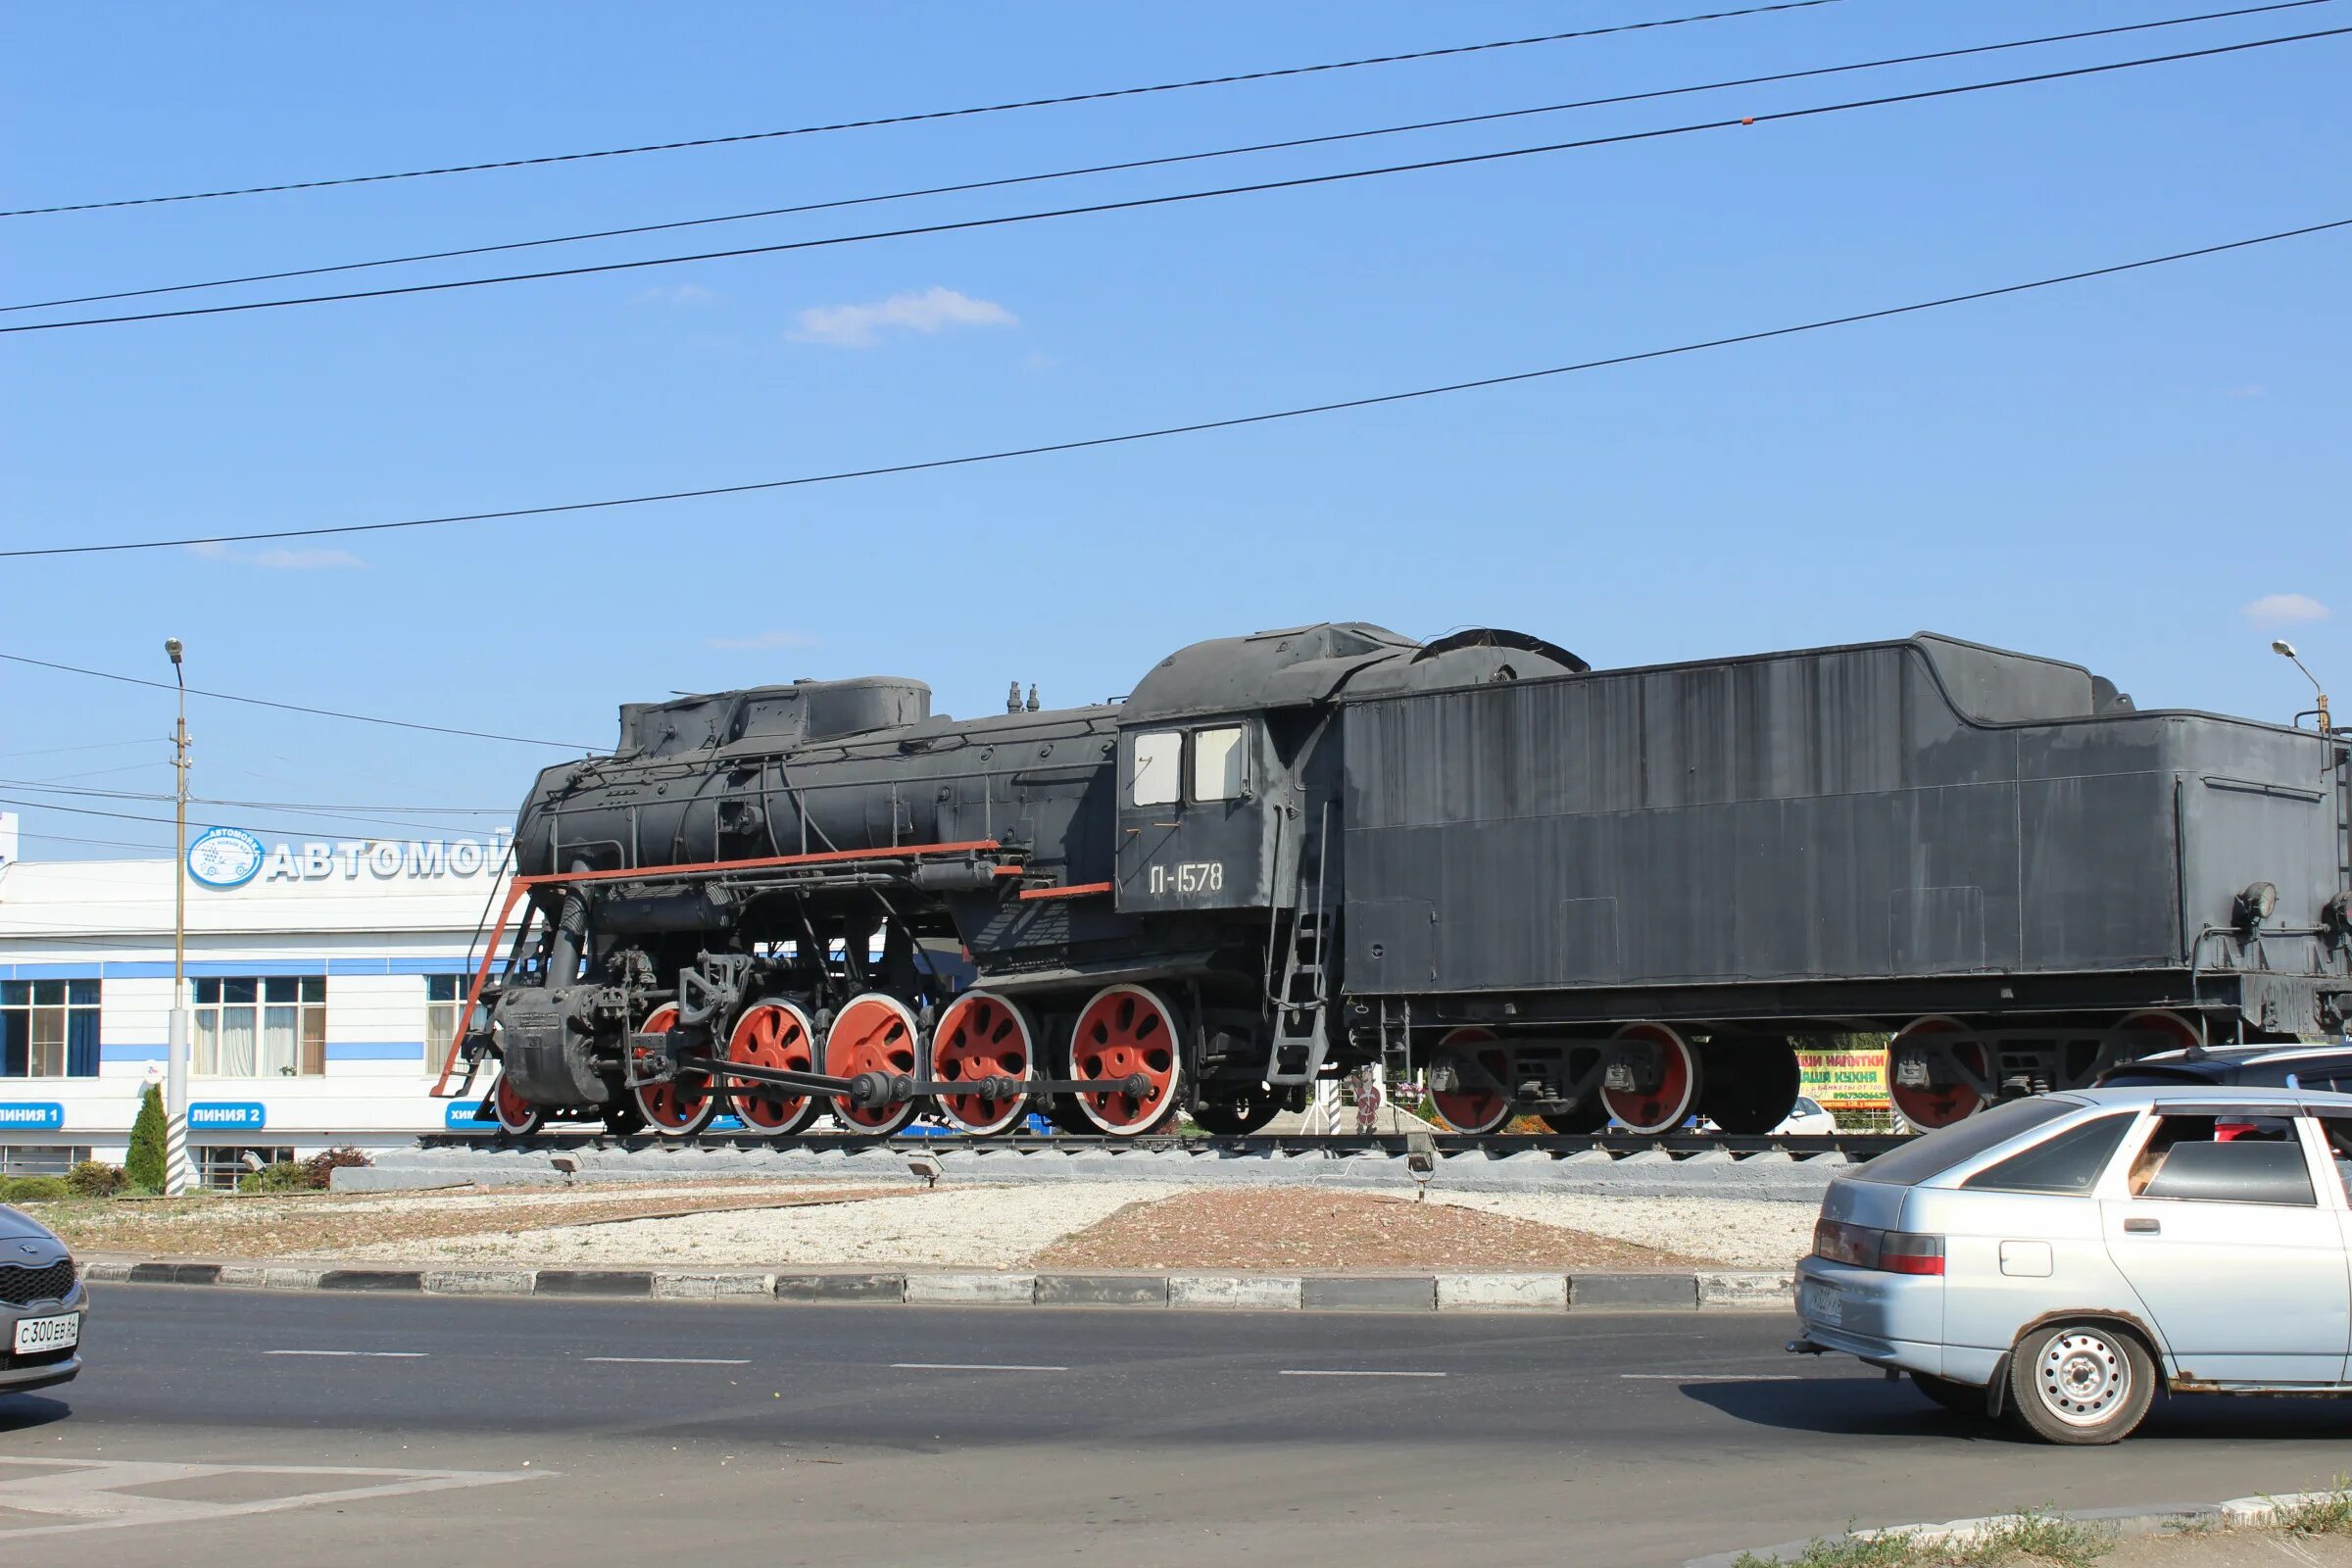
99 1044 170 1063
0 959 508 980
322 1042 428 1062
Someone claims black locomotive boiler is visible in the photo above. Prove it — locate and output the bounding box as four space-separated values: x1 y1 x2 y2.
440 622 2352 1140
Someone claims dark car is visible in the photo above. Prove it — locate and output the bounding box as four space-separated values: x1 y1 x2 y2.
0 1203 83 1396
2096 1043 2352 1094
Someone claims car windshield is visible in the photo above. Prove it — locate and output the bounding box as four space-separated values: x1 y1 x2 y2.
1847 1097 2077 1186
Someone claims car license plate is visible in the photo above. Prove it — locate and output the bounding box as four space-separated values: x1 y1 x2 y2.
12 1313 78 1354
1804 1283 1844 1328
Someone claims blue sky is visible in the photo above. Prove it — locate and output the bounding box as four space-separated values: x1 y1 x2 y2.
3 1 2346 859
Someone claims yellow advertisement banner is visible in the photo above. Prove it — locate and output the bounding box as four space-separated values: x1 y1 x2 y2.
1797 1046 1888 1111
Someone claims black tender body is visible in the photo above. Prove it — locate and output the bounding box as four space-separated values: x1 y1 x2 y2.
471 622 2351 1140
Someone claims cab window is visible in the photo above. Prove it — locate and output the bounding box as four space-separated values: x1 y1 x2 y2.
1131 732 1181 807
1192 726 1247 802
2125 1114 2314 1206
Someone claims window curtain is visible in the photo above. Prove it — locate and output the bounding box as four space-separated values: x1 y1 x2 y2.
66 1007 98 1077
220 1006 258 1076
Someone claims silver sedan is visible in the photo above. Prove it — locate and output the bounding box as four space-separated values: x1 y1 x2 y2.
1790 1084 2352 1443
0 1203 84 1396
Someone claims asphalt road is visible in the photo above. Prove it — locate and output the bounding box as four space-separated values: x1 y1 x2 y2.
4 1285 2348 1566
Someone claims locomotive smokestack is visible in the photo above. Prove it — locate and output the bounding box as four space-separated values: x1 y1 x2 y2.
1005 680 1022 714
1026 683 1039 712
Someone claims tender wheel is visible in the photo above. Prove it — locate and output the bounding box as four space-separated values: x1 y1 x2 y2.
630 1004 719 1137
824 993 923 1135
1911 1371 1988 1418
1886 1015 1990 1131
726 1000 823 1136
2116 1008 2204 1055
1698 1037 1802 1135
1067 984 1183 1135
491 1073 544 1137
929 991 1035 1137
1192 1084 1280 1136
1429 1026 1515 1135
1600 1022 1701 1135
2007 1321 2156 1446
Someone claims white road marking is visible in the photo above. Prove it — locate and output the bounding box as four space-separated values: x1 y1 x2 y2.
890 1362 1067 1372
583 1356 751 1365
0 1455 547 1539
1279 1369 1446 1379
1619 1373 1806 1382
263 1349 428 1358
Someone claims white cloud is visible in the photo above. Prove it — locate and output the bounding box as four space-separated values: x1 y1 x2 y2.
636 282 721 306
186 541 367 569
791 286 1014 348
704 629 820 651
2242 592 2329 627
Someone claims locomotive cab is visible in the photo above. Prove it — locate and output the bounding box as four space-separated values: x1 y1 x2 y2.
1114 715 1282 912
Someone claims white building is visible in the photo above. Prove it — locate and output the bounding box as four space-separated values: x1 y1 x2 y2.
0 827 514 1186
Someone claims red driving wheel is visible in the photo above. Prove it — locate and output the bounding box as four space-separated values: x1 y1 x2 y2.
930 991 1035 1137
1067 984 1182 1135
726 1001 821 1136
825 994 923 1134
630 1004 718 1137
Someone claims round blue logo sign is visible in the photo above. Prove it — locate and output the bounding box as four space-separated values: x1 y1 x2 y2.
187 826 266 890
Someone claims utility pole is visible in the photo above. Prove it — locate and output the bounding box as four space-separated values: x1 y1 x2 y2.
165 637 192 1198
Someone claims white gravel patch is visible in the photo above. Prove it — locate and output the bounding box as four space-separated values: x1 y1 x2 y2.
1421 1191 1813 1270
340 1182 1179 1269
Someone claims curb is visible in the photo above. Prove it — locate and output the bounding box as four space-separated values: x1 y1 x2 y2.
86 1258 1795 1313
1685 1490 2347 1568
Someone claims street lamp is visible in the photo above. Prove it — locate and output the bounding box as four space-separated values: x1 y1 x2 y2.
165 638 192 1198
2273 640 2331 735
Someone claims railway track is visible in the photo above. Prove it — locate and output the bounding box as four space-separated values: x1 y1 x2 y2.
417 1128 1908 1161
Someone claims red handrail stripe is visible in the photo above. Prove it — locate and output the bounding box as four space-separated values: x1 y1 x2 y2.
1016 880 1114 903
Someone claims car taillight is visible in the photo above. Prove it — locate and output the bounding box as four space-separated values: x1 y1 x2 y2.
1811 1218 1944 1275
1878 1232 1945 1275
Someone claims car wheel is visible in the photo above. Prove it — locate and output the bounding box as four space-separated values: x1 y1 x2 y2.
2007 1321 2156 1445
1910 1371 1988 1418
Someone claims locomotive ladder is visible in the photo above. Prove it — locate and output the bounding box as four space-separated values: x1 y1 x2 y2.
1266 806 1337 1086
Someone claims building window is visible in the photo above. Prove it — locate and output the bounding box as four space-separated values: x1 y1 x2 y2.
0 1145 93 1177
195 977 325 1077
197 1145 296 1192
424 975 479 1073
1 980 100 1078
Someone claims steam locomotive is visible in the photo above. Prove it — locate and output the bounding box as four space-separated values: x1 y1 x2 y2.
442 623 2352 1140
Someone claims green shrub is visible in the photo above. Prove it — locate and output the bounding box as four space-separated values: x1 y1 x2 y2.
0 1176 71 1203
125 1083 167 1191
235 1161 318 1195
67 1160 124 1198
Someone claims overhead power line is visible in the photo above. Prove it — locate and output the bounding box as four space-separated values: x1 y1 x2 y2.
0 777 504 813
0 793 508 843
0 0 1845 219
6 0 2322 318
4 215 2343 561
0 650 594 749
6 27 2339 337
